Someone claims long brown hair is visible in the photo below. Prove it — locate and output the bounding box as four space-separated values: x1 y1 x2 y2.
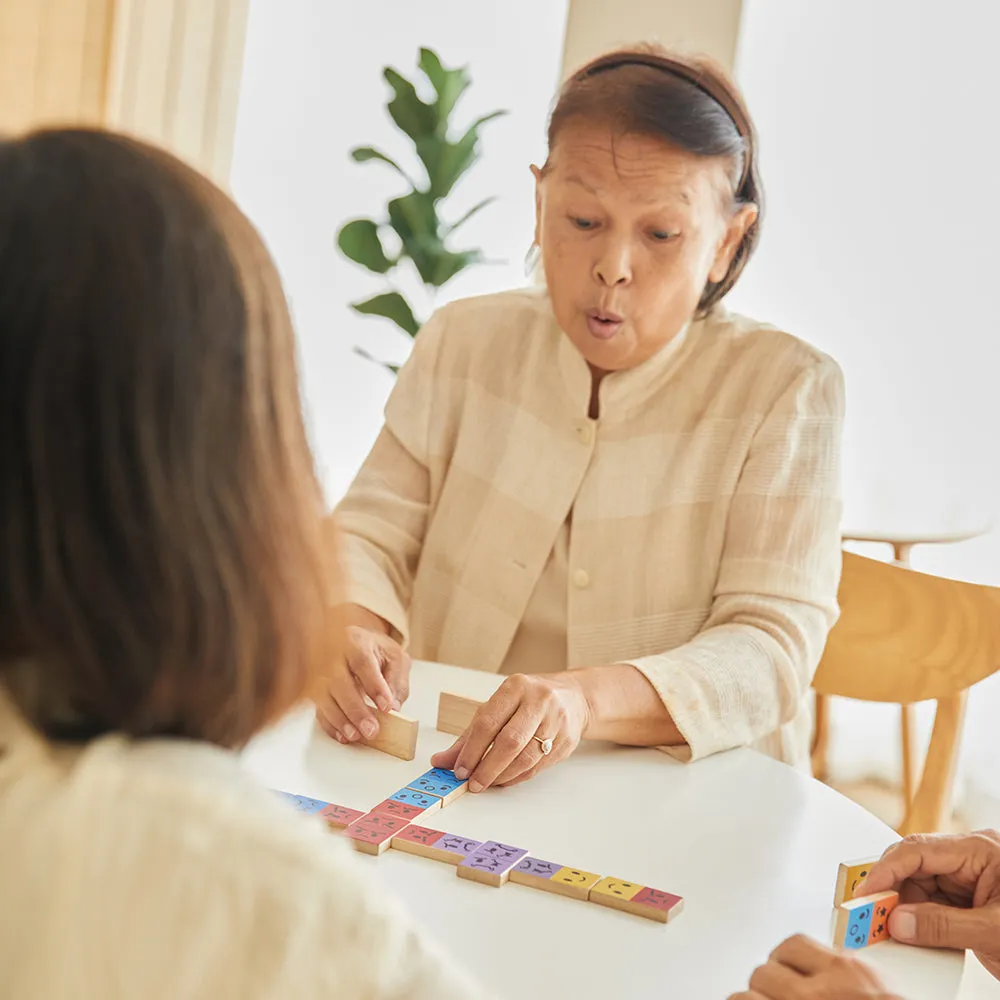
549 44 763 315
0 129 333 747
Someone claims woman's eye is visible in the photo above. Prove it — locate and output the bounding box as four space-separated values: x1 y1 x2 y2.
649 230 675 242
571 217 596 230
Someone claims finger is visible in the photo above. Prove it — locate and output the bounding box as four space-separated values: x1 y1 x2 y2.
749 961 807 998
316 690 360 742
889 902 998 954
767 935 836 976
315 709 348 745
331 675 378 740
860 835 987 896
430 735 467 772
381 648 411 709
490 741 546 788
494 730 571 787
466 705 539 791
346 643 395 715
453 694 520 782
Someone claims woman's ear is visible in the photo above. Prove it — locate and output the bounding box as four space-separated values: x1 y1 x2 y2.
708 203 758 283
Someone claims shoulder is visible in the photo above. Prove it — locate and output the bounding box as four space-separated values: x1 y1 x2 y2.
408 286 553 376
702 307 844 412
67 733 361 889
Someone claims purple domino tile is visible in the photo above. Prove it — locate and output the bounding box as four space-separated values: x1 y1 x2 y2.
460 841 529 875
514 857 562 880
436 834 483 859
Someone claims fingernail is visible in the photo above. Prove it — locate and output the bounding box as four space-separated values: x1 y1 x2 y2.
855 878 869 895
454 766 469 780
469 780 483 793
892 909 916 941
392 697 402 711
376 697 390 713
344 724 359 741
334 732 346 745
360 719 378 739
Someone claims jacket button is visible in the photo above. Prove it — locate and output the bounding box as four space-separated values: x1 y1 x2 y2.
572 569 591 589
576 421 595 445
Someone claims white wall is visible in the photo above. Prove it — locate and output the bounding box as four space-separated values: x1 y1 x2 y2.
733 0 1000 812
230 0 568 501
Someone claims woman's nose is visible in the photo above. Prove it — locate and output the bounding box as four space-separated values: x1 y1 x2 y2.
593 240 632 287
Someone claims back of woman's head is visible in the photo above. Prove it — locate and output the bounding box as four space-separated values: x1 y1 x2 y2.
0 128 331 747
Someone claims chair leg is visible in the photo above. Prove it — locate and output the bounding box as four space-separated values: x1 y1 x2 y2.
901 703 918 806
899 692 967 835
811 692 830 781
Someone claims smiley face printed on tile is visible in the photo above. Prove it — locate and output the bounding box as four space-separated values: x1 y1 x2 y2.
590 878 642 901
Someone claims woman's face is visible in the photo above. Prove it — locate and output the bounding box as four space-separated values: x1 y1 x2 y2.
533 123 757 372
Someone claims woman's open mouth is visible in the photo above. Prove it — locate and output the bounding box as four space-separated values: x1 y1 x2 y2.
586 309 624 340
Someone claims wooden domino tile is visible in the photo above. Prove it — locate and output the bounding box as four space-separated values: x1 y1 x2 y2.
834 855 880 906
588 878 684 923
276 791 329 815
318 803 365 830
406 768 468 807
509 857 602 901
457 841 529 887
386 787 443 815
833 891 899 950
390 825 484 865
345 812 413 856
358 710 419 761
436 692 482 737
369 797 428 822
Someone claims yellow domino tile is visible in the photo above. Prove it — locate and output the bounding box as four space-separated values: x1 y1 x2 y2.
834 857 879 906
550 867 602 899
589 877 642 902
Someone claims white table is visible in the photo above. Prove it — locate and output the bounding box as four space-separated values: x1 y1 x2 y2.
241 661 966 999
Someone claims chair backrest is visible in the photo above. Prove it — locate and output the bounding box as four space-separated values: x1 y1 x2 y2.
814 551 1000 703
813 551 1000 833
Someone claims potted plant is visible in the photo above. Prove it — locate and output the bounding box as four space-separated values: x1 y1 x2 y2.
337 48 507 372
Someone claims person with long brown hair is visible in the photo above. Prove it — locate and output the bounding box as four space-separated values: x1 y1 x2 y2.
0 129 481 998
321 44 845 791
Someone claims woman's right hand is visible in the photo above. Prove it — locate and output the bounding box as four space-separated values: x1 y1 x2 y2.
315 606 411 744
860 830 1000 981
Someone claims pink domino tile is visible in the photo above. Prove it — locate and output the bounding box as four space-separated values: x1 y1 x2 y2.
319 803 365 830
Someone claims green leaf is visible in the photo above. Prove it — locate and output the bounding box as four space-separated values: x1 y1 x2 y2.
337 218 394 274
430 248 484 288
350 146 415 185
353 346 400 375
387 191 442 285
350 291 420 337
383 67 437 142
444 196 497 234
418 111 508 200
418 47 471 125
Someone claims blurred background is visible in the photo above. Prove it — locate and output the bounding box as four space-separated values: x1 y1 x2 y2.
3 0 999 834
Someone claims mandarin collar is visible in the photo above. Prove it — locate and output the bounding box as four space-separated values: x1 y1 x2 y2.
553 300 711 420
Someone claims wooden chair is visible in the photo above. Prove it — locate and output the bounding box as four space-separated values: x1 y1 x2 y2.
812 551 1000 834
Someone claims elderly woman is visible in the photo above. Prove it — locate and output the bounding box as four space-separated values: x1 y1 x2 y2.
320 45 844 791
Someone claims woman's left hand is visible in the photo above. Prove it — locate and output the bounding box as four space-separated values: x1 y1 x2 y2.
430 673 591 791
728 936 902 999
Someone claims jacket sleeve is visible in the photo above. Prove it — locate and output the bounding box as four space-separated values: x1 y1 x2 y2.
332 307 450 644
625 356 845 762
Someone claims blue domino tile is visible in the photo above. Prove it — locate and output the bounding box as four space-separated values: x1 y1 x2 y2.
843 903 874 950
389 787 442 810
276 791 329 814
407 768 467 797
